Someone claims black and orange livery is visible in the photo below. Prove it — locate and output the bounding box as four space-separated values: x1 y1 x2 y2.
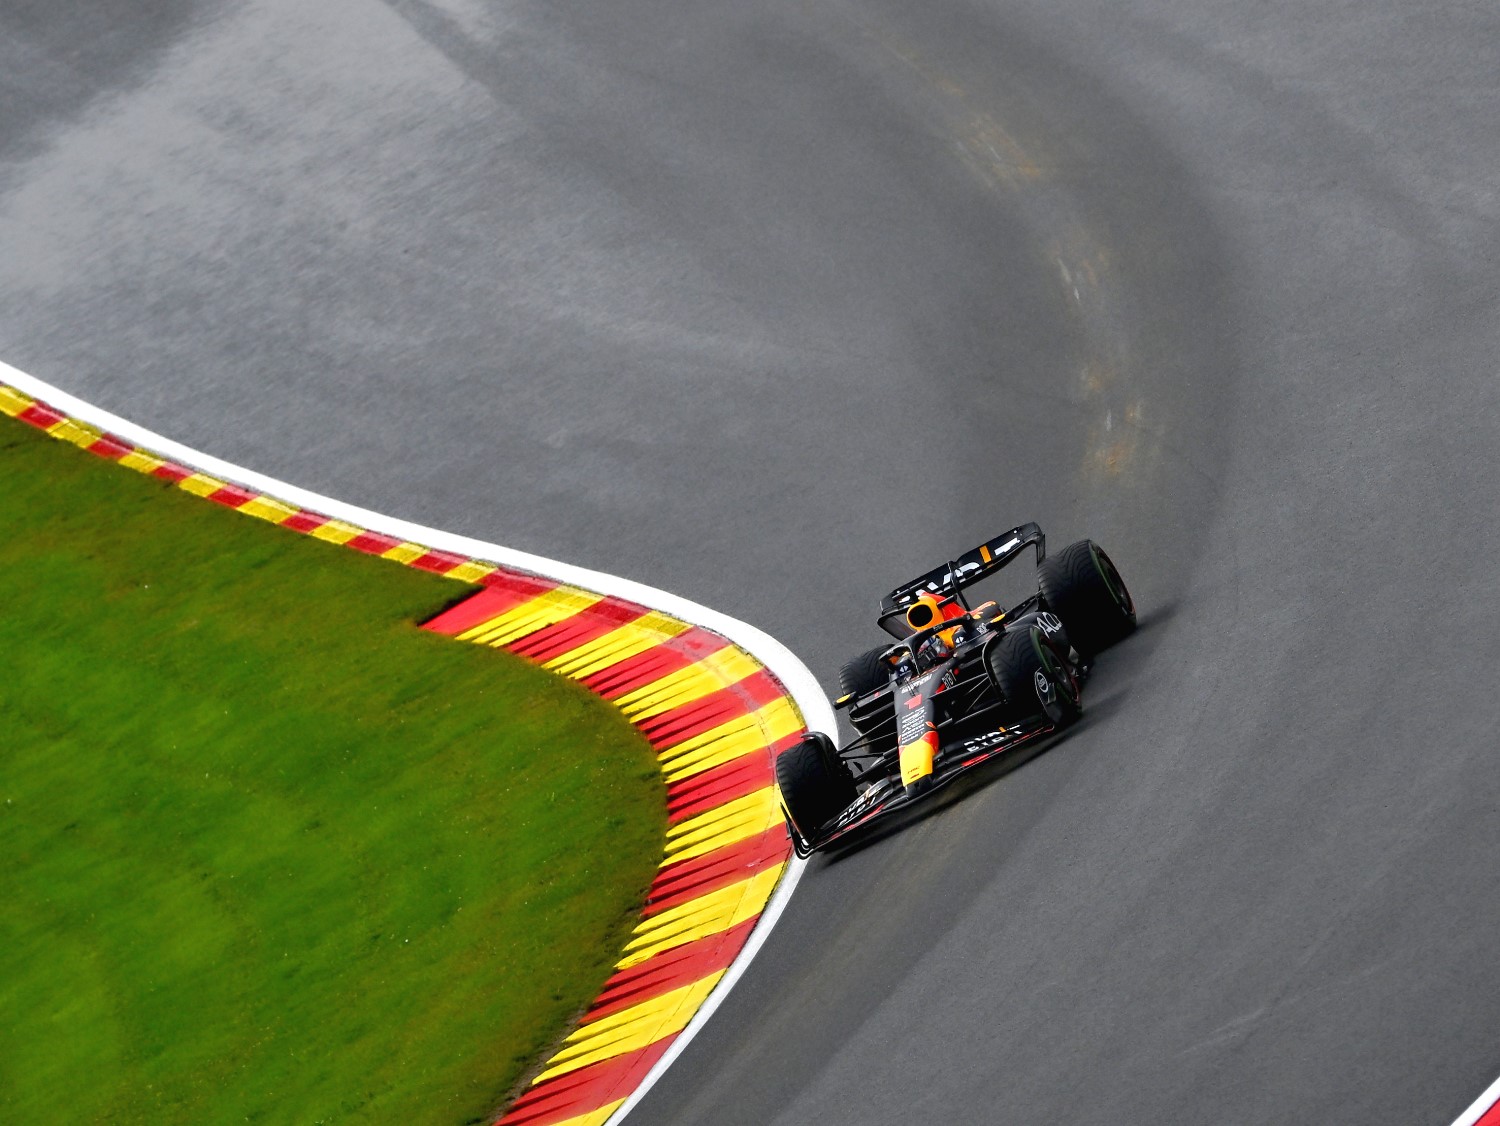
775 524 1136 857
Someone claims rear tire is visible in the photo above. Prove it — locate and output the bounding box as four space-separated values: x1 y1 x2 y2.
1037 539 1136 659
776 732 856 843
986 625 1081 726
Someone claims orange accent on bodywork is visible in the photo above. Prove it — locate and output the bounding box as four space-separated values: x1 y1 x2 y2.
906 593 941 631
899 729 938 786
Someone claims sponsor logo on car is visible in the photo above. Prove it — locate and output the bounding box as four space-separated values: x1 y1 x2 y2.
897 708 929 744
1033 667 1055 702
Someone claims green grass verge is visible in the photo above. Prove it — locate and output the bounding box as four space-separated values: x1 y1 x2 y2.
0 418 666 1125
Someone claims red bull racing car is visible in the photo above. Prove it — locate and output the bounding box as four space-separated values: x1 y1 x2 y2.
776 524 1135 856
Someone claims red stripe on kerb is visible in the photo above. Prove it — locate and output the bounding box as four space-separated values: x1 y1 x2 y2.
581 627 730 699
152 462 193 483
644 827 789 918
638 669 786 748
408 549 471 575
586 917 759 1023
17 403 64 428
1476 1098 1500 1126
666 751 777 823
86 434 135 460
278 510 328 533
495 1037 675 1126
507 597 648 662
344 530 403 555
421 577 560 635
207 484 257 508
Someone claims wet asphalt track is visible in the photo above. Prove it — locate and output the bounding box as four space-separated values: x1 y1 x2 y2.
4 0 1500 1123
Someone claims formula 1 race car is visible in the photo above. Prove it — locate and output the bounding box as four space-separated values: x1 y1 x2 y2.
776 524 1135 856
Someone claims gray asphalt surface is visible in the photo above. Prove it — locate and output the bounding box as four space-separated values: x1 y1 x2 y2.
3 0 1498 1123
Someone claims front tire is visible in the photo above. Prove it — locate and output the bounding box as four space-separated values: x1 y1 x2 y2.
776 732 856 845
838 645 889 698
840 645 893 742
986 624 1081 727
1038 539 1136 659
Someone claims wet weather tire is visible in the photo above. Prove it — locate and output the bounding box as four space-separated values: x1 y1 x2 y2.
986 625 1082 727
840 645 893 742
1038 539 1136 659
776 732 856 843
839 646 889 698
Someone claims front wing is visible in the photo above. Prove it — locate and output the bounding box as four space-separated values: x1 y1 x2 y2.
788 713 1061 857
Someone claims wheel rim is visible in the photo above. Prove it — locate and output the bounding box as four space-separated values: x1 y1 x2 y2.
1032 630 1080 716
1092 545 1136 620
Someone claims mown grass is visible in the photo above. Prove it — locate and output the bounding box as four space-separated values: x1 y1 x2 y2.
0 417 666 1125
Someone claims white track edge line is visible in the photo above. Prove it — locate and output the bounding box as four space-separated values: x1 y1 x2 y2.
1 358 829 1123
604 836 799 1125
1450 1075 1500 1126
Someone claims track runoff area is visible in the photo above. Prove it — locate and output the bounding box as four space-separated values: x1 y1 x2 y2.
0 361 834 1126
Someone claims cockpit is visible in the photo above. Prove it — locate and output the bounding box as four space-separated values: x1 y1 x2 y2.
883 591 1005 677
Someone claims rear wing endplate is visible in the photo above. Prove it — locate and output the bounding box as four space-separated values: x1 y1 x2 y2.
878 523 1045 619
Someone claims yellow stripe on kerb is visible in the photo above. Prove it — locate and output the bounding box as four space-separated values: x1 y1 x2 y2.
613 647 762 721
456 588 603 648
309 519 362 546
239 495 300 523
658 696 803 782
0 386 34 416
615 866 783 970
662 786 781 866
543 1101 628 1126
444 560 497 584
118 450 167 474
380 541 428 565
47 418 103 449
533 973 725 1083
174 472 226 498
545 611 691 680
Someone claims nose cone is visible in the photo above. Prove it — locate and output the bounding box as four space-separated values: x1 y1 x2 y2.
900 729 939 788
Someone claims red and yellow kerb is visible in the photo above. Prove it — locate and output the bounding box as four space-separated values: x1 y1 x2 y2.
0 381 804 1126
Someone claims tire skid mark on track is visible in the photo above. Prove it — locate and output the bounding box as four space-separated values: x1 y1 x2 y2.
0 364 833 1126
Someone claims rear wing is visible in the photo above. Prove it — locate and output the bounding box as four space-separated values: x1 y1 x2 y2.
877 522 1045 628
